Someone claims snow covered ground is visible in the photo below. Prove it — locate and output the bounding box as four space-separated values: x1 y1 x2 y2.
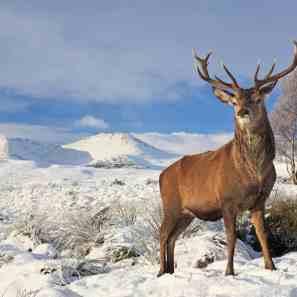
0 133 297 296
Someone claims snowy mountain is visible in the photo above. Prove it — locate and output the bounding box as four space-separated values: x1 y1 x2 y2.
0 134 92 166
0 132 232 168
64 133 177 168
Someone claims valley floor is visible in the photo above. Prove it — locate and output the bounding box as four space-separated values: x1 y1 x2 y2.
0 160 296 297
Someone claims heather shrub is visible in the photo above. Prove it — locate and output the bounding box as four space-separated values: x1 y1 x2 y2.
132 194 163 264
265 197 297 255
12 206 110 256
113 202 137 226
237 195 297 256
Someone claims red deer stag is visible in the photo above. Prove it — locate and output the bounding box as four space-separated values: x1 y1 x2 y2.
158 41 297 277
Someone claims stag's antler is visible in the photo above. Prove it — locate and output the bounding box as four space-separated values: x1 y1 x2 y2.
193 49 240 91
253 41 297 90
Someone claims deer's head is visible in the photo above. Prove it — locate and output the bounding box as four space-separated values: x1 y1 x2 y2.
193 42 297 129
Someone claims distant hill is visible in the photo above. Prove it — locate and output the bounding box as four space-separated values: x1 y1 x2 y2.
0 134 91 166
64 133 177 168
0 132 232 168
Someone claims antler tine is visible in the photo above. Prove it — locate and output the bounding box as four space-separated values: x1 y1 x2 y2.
254 41 297 89
265 62 276 78
193 48 239 90
254 62 276 86
254 62 276 81
193 49 212 80
254 63 261 82
222 64 240 89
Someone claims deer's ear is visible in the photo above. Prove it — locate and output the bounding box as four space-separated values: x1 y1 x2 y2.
213 88 234 104
259 81 278 96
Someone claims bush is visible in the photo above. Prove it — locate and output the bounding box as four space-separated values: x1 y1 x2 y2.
145 178 158 185
132 195 163 265
113 202 137 226
12 211 49 246
105 245 139 263
236 211 252 245
55 207 109 255
12 206 110 256
266 198 297 255
89 157 136 169
110 179 126 186
0 253 14 268
237 196 297 257
182 219 207 238
39 258 109 286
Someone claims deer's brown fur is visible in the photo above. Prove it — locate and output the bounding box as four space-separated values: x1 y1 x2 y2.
158 42 297 277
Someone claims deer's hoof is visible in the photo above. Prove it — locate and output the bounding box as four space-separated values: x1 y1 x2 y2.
157 271 165 278
265 263 276 271
225 268 235 276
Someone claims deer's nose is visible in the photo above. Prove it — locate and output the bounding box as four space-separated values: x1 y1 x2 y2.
237 109 249 117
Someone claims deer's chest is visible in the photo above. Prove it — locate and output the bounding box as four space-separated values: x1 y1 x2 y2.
225 176 268 212
238 185 262 211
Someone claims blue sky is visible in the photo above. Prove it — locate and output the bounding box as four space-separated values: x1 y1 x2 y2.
0 1 295 142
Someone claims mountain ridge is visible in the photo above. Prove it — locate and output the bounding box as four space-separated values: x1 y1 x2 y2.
0 132 232 167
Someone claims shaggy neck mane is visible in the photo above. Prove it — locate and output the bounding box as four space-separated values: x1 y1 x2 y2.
233 110 275 179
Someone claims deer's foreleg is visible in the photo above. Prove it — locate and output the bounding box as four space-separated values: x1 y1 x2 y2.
223 209 237 276
251 207 276 270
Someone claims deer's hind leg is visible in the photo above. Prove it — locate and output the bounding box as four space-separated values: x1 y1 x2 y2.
167 215 193 274
158 214 178 277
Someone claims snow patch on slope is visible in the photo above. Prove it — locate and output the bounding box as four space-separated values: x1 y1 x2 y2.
64 133 177 168
0 136 92 166
0 132 234 167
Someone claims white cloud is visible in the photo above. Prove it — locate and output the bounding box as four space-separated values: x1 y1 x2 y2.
0 1 295 103
0 123 89 144
76 115 109 130
0 4 192 103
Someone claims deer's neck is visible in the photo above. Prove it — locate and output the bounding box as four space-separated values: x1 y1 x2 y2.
233 111 275 179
